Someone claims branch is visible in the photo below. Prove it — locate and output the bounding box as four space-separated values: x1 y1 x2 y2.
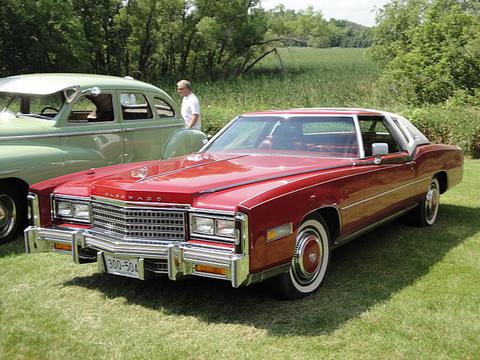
242 48 282 75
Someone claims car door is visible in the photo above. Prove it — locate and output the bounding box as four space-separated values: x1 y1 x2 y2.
59 92 124 173
357 115 417 225
119 91 184 162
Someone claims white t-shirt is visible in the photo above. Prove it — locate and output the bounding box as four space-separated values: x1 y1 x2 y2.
181 93 201 130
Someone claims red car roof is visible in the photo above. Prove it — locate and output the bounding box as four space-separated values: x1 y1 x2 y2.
243 108 384 116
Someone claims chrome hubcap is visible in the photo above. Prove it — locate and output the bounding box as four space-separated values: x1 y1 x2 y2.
0 194 16 238
292 229 323 285
425 182 439 223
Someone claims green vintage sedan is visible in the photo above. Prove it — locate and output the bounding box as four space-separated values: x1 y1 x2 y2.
0 73 206 244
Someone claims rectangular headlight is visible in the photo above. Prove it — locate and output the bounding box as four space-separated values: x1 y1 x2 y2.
54 198 91 223
56 201 73 218
190 214 236 241
215 219 235 238
191 216 214 235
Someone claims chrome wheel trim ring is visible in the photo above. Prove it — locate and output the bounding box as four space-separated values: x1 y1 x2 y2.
425 179 440 225
0 194 16 238
292 230 323 285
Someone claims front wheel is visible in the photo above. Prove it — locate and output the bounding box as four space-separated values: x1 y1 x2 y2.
269 217 331 300
0 187 27 244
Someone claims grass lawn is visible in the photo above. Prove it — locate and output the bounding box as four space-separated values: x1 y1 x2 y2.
1 158 479 359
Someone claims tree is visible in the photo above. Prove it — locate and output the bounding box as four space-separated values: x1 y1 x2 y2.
369 0 480 104
0 0 90 76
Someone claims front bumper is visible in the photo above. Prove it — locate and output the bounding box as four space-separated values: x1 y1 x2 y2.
25 226 250 288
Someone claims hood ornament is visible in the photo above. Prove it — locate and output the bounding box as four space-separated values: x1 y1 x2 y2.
131 166 149 180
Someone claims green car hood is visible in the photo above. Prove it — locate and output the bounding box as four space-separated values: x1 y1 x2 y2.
0 112 55 138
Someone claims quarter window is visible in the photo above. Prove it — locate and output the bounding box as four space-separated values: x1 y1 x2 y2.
153 97 175 118
121 93 153 120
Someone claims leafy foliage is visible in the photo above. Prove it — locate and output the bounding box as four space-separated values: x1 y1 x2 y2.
369 0 480 104
265 5 371 48
0 1 372 80
0 0 90 74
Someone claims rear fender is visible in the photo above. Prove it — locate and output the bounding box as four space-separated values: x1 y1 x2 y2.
162 129 207 159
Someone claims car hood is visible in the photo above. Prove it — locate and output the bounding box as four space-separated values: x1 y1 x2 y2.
0 112 54 137
54 152 354 210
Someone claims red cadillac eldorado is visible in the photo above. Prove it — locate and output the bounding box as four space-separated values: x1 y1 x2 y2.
25 108 463 299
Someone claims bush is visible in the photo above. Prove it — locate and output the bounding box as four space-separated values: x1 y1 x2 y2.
401 105 480 155
471 127 480 159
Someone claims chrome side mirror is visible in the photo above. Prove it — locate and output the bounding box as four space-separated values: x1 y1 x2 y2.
82 86 101 96
372 143 388 164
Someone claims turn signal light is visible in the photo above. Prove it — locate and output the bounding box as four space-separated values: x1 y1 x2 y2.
54 243 72 251
195 265 226 276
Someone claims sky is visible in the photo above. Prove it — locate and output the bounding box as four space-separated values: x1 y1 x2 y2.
260 0 391 27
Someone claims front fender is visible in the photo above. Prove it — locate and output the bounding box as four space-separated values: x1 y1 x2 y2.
162 128 207 159
0 146 66 184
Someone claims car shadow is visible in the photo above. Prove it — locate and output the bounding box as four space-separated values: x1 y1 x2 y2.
59 204 479 335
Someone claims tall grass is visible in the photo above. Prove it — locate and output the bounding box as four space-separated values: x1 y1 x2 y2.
161 48 381 134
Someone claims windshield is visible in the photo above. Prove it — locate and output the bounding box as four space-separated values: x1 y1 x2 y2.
205 116 360 158
0 92 65 120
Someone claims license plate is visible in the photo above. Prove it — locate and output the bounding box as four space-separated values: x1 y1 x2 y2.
104 254 140 279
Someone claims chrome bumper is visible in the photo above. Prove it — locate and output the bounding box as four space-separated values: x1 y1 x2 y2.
24 226 250 288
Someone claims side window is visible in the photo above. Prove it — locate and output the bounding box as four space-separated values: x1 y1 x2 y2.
121 93 153 120
68 94 114 123
358 116 401 156
153 97 175 118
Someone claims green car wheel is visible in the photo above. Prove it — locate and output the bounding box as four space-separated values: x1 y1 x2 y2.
0 187 26 244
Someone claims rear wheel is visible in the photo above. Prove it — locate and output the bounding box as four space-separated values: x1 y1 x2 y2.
270 217 331 300
0 187 27 244
407 177 440 227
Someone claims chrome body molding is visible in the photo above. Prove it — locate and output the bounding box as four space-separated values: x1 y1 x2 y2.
0 129 123 141
123 124 181 132
340 176 431 211
0 169 21 176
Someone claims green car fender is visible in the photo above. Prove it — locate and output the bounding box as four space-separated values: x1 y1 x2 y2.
0 145 66 244
0 145 67 186
162 128 208 159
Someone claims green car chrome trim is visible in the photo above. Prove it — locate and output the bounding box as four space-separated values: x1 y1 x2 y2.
0 129 123 141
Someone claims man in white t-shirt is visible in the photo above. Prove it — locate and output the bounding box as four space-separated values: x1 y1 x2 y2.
177 79 201 130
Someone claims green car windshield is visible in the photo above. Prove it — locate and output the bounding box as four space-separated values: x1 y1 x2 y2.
0 92 65 120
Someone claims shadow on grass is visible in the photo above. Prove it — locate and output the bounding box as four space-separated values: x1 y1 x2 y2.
59 204 478 335
0 235 25 258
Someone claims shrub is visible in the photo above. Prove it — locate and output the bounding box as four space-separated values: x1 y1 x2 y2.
471 127 480 159
401 105 480 155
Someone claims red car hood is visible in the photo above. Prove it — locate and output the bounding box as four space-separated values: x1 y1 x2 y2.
54 152 354 209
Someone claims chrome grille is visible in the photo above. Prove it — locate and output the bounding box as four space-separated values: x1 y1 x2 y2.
91 201 185 241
